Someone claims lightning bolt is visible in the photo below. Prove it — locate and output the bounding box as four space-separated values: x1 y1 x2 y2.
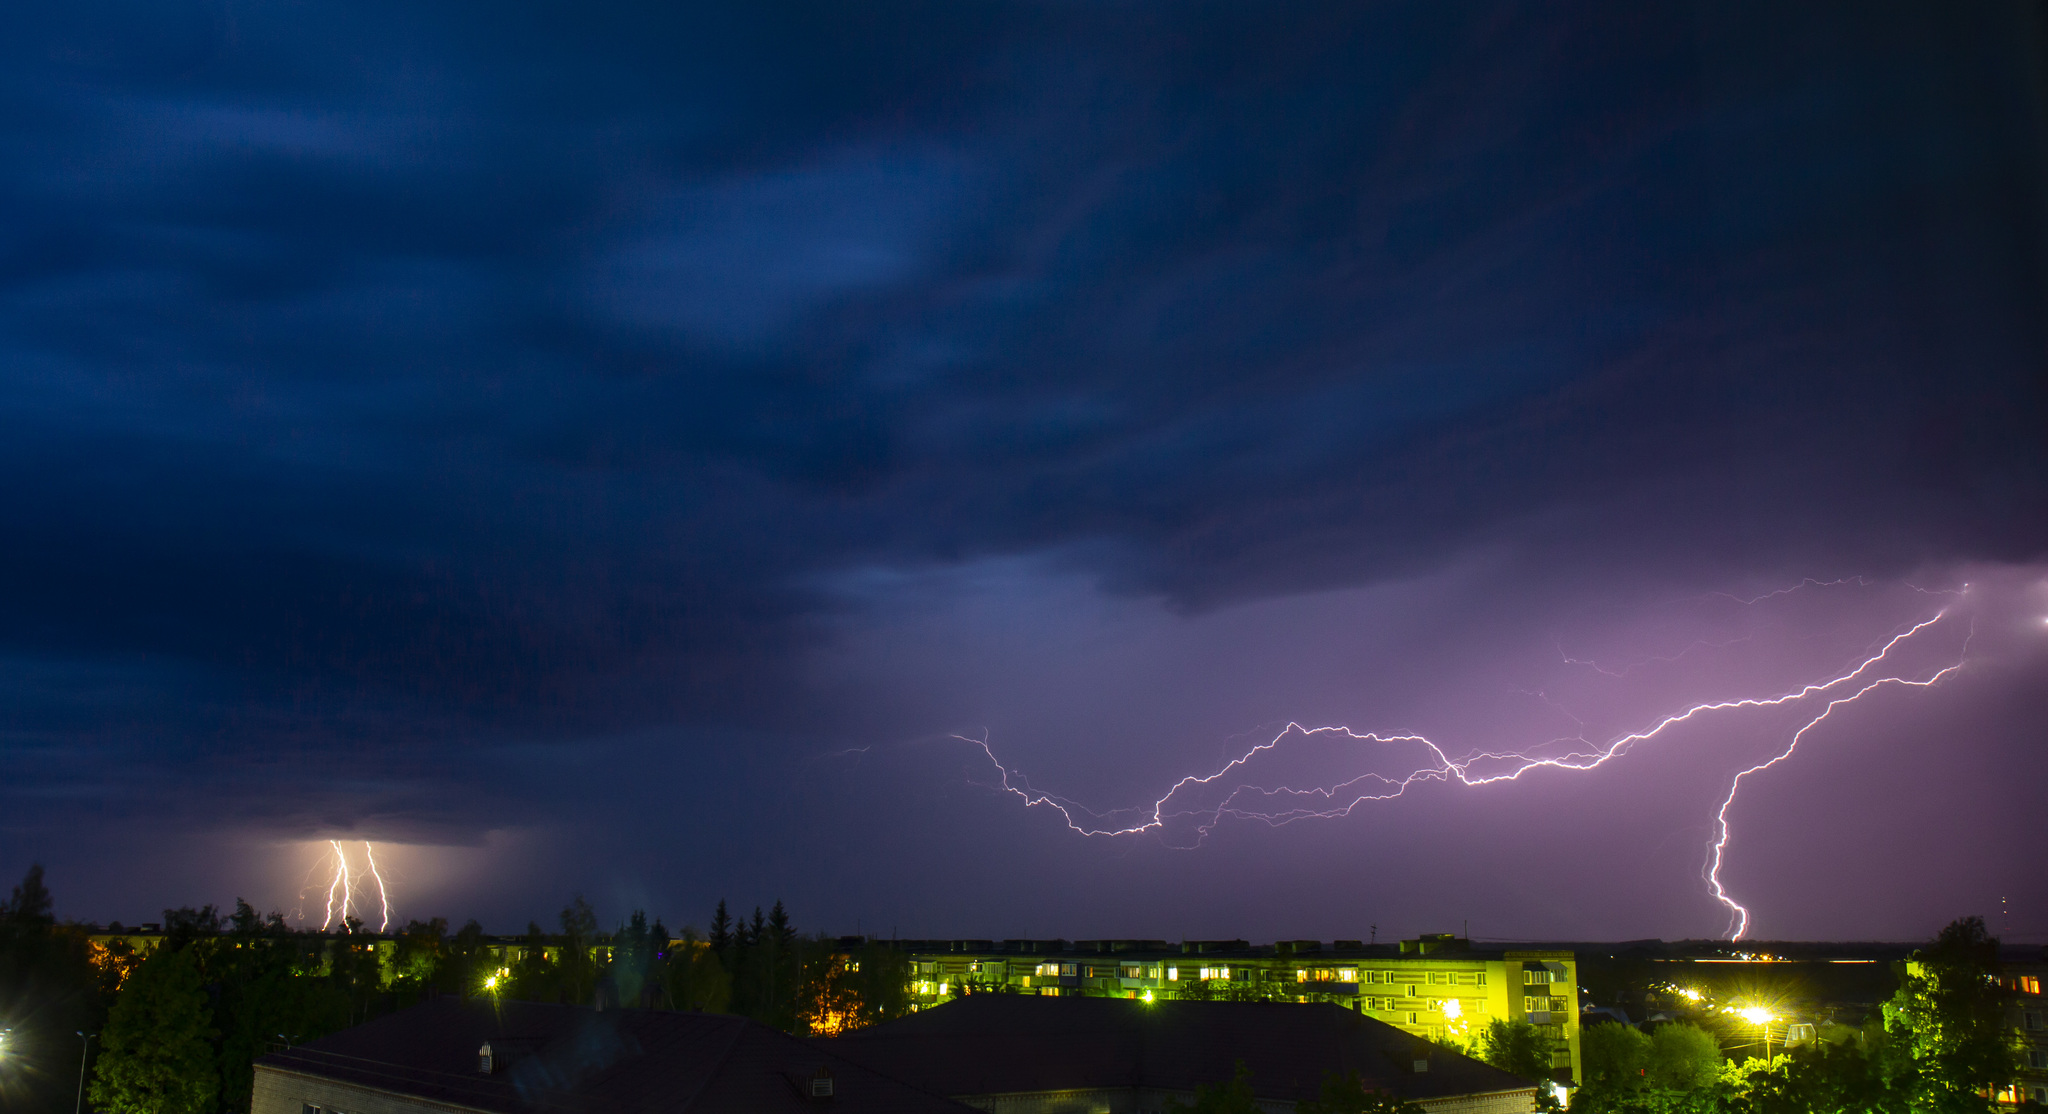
362 841 392 933
309 839 395 932
324 839 350 931
962 593 1969 940
1705 627 1969 938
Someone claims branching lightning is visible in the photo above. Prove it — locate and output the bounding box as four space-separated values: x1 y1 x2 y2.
308 840 394 932
961 586 1972 940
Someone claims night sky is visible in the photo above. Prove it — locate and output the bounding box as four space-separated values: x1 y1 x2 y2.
3 0 2045 945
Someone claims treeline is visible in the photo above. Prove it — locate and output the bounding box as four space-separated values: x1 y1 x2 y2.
0 864 909 1114
1564 917 2025 1114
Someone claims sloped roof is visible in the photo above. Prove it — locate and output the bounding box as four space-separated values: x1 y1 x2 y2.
257 998 974 1114
824 995 1537 1103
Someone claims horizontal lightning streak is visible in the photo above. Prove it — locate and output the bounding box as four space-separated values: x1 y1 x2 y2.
961 605 1966 939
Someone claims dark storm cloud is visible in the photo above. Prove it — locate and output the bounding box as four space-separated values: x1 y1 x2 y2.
0 0 2042 886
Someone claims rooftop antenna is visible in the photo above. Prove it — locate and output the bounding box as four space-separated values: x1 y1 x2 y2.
1370 924 1377 945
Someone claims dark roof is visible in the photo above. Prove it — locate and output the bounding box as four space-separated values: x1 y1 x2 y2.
824 995 1538 1103
257 998 975 1114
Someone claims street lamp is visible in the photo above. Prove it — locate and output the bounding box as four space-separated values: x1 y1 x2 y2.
1733 1006 1774 1059
75 1031 97 1114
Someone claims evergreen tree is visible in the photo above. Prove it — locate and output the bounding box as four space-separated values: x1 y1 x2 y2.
611 911 659 1008
88 944 219 1114
709 900 733 956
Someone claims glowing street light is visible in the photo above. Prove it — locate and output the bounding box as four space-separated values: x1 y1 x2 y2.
1728 1004 1776 1058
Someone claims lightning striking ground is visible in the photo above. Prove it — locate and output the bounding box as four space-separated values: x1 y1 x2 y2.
362 841 392 932
308 840 395 932
961 589 1970 940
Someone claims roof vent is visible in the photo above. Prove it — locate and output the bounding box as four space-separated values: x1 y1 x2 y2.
478 1042 494 1075
810 1067 835 1099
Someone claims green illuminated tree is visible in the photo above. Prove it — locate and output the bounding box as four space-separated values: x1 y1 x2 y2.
1583 1023 1652 1089
1481 1018 1557 1080
1646 1023 1722 1091
88 944 219 1114
1736 1039 1900 1114
1882 915 2018 1114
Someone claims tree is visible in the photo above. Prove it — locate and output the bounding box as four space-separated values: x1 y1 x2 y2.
0 864 104 1114
1883 915 2019 1114
1298 1070 1425 1114
709 901 733 956
510 921 559 1002
1736 1040 1900 1114
1481 1018 1558 1080
5 863 55 925
557 896 601 1007
1165 1060 1263 1114
609 911 662 1008
797 941 864 1035
88 944 219 1114
664 930 732 1014
848 940 911 1028
390 917 450 1001
1582 1023 1651 1090
446 919 488 997
1646 1024 1722 1091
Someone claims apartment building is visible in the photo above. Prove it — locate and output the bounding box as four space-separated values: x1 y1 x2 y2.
898 935 1582 1085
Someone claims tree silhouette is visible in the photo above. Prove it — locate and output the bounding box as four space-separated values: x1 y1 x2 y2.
88 944 218 1114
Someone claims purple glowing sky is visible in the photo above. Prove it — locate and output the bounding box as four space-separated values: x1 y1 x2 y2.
0 0 2044 943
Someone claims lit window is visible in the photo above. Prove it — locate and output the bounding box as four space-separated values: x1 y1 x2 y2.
1061 963 1077 977
1167 966 1178 981
1339 969 1357 982
1035 963 1059 977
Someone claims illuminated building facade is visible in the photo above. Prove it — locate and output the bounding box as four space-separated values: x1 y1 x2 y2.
2004 961 2047 1106
895 935 1582 1085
